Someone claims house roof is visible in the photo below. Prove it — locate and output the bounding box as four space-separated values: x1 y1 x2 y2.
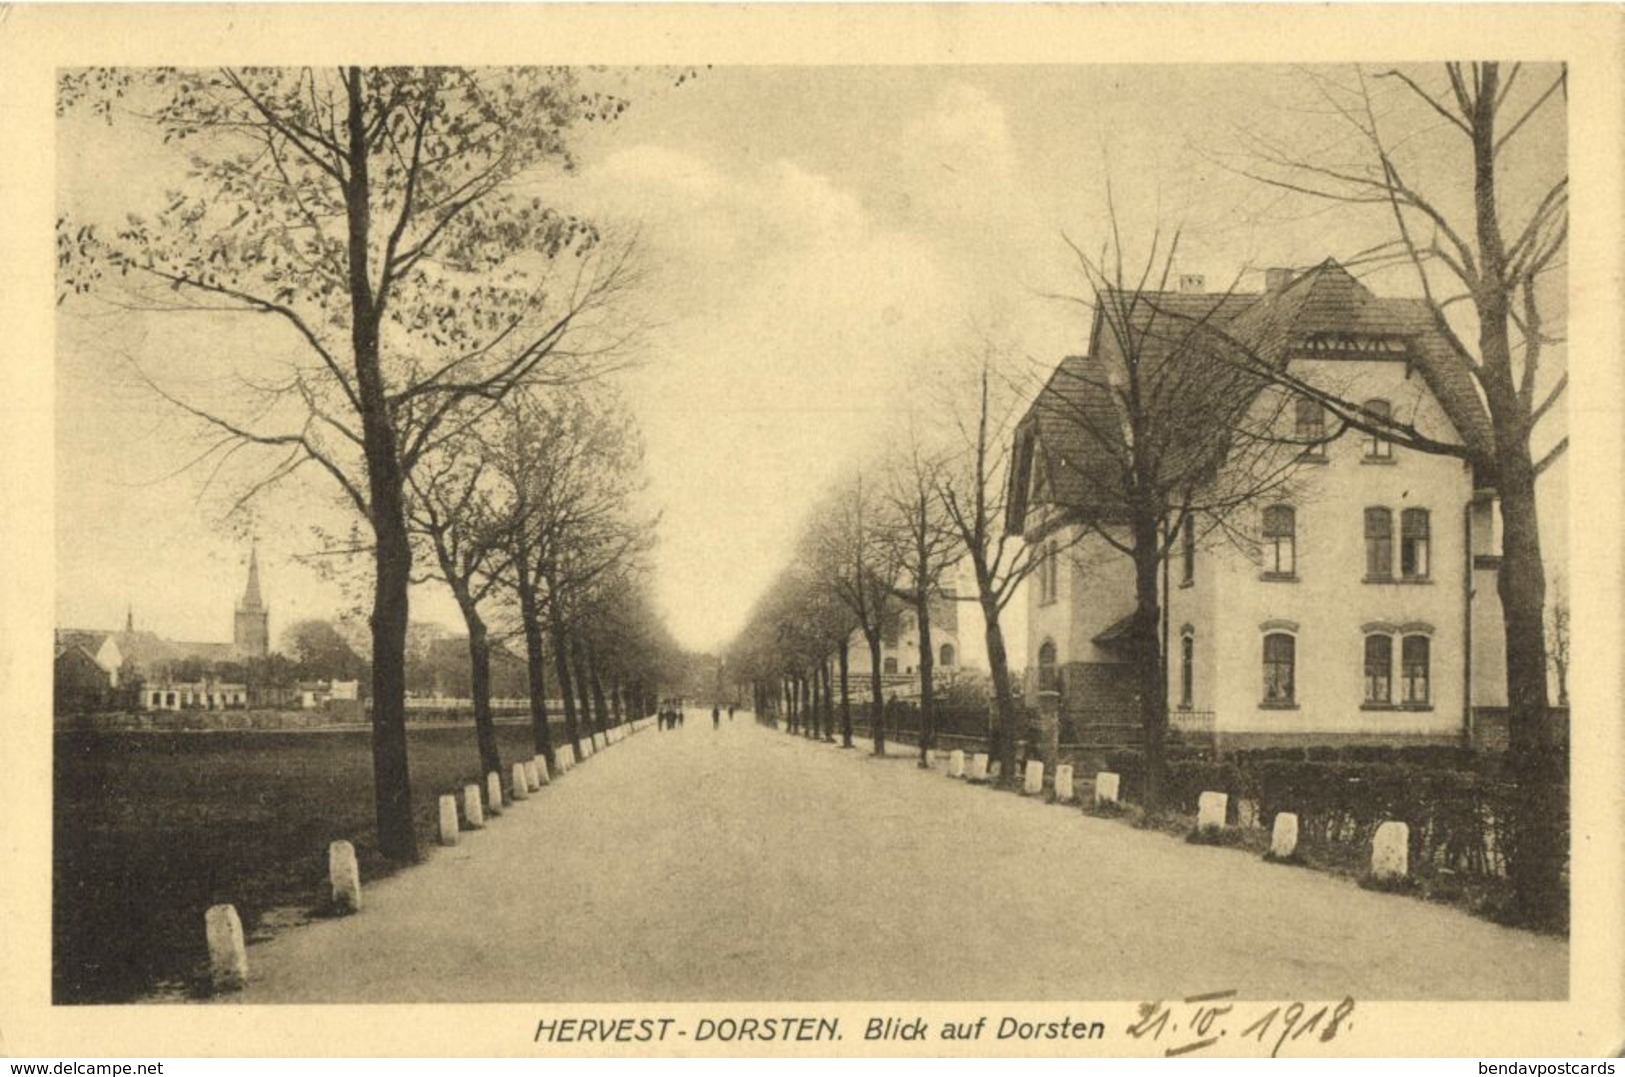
1218 260 1493 456
56 628 113 659
1010 289 1258 534
1009 261 1495 533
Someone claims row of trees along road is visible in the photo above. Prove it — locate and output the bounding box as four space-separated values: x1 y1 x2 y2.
727 62 1567 929
58 67 690 862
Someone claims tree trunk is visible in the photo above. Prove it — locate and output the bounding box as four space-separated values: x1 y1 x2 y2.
367 507 415 861
587 643 611 738
838 639 853 748
916 593 935 767
546 591 581 755
867 629 886 755
342 68 414 863
570 634 596 748
821 658 835 742
980 585 1019 789
463 612 502 783
1131 520 1170 814
809 666 822 739
1498 459 1563 925
516 573 556 771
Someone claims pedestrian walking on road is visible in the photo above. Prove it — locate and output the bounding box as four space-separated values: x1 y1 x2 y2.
712 704 720 729
728 704 735 721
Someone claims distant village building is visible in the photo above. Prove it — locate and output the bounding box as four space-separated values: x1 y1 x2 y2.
1009 261 1522 751
843 590 963 702
53 629 127 711
54 548 272 712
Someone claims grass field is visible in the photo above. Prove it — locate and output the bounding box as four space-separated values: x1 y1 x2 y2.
53 721 570 1003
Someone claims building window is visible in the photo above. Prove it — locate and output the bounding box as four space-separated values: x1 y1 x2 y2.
1401 508 1431 580
1295 397 1326 458
1362 399 1393 459
939 643 956 667
1179 632 1195 708
882 656 898 675
1262 505 1296 577
1402 635 1431 705
1263 633 1295 705
900 613 915 633
1365 507 1393 580
1038 538 1060 604
1181 516 1196 585
1037 639 1058 693
1364 634 1392 704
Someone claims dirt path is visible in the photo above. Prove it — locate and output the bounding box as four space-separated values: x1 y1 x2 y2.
228 717 1566 1003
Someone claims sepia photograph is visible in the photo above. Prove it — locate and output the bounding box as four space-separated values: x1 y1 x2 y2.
3 2 1622 1061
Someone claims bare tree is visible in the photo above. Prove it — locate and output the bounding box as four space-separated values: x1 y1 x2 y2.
1237 62 1567 924
808 474 899 755
58 67 642 860
879 428 962 766
1030 225 1308 812
935 352 1056 787
407 430 518 785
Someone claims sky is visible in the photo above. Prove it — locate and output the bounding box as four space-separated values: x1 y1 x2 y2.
54 65 1569 660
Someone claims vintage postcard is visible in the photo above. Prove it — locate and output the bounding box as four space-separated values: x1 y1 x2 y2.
2 2 1621 1060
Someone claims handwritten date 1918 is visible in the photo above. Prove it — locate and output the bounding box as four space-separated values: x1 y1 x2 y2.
1126 991 1356 1058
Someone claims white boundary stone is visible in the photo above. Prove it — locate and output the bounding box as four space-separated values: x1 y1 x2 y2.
1372 820 1410 880
511 762 530 800
204 903 248 992
1197 791 1228 831
534 755 550 785
463 783 485 829
947 750 965 778
437 794 459 846
1023 760 1044 795
1054 764 1075 802
1094 771 1121 806
968 753 989 781
1271 812 1299 859
328 839 361 913
486 771 504 815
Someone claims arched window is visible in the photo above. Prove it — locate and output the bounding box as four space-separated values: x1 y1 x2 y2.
1401 508 1431 580
1363 634 1392 704
939 643 956 667
1179 631 1195 708
1402 636 1431 705
1037 639 1058 693
882 656 898 675
1262 505 1296 577
1365 507 1393 580
1181 515 1196 584
1295 397 1327 457
1262 633 1295 705
1362 399 1393 459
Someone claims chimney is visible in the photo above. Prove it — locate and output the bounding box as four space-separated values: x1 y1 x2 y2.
1265 267 1294 293
1178 273 1205 294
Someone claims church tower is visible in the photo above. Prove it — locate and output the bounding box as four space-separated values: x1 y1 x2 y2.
234 547 270 658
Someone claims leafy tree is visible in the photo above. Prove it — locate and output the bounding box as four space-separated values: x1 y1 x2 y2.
58 67 639 860
282 618 369 681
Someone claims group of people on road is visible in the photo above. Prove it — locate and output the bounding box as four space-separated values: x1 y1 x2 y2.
657 698 736 731
658 698 685 730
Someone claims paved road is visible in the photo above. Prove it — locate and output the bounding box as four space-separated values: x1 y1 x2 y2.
231 716 1566 1003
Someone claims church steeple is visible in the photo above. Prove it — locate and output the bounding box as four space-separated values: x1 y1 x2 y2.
240 545 265 611
234 545 269 657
